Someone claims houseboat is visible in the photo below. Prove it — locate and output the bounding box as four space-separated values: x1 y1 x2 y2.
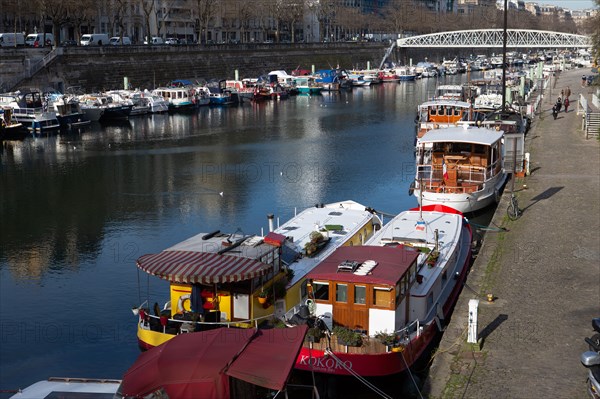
413 125 508 214
132 201 382 350
290 205 472 378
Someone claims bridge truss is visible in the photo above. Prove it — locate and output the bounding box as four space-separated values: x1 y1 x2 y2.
397 29 591 48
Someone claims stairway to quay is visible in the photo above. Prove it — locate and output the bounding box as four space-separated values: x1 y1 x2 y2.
425 67 599 398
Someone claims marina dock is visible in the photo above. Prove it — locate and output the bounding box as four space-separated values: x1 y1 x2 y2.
425 67 600 398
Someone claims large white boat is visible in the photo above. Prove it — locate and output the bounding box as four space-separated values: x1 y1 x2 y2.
291 205 472 378
132 200 382 350
413 125 507 214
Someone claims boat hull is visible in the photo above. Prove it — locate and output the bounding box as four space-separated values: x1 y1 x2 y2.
415 173 506 214
294 206 473 378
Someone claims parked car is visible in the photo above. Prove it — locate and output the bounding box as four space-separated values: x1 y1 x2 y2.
109 36 131 45
25 33 54 47
60 40 78 47
165 38 179 45
144 37 164 45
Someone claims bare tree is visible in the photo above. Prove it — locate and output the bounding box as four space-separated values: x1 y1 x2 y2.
140 0 156 43
35 0 70 46
66 0 96 41
193 0 217 43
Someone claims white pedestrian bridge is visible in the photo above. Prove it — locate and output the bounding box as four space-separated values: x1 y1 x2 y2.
397 29 591 48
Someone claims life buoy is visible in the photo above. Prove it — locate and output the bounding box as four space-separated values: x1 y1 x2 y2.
177 294 191 313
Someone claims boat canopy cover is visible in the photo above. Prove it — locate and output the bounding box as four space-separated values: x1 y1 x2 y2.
118 325 307 398
307 246 418 285
418 126 503 146
136 250 272 283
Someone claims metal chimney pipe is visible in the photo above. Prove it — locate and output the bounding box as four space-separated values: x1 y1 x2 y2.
267 214 274 232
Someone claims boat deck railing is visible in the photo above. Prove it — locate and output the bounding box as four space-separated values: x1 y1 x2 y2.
138 310 275 335
417 163 488 194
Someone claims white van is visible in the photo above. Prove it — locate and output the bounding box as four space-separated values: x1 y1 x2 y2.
0 33 25 47
144 37 164 45
109 36 132 45
25 33 54 47
80 33 109 46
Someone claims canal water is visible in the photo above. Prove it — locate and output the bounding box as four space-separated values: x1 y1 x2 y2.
0 73 491 395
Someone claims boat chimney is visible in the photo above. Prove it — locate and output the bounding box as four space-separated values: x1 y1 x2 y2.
267 214 275 232
235 69 239 81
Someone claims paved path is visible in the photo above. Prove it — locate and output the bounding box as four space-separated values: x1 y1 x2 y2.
425 67 600 399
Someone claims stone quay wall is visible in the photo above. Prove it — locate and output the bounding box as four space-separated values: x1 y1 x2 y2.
2 43 395 93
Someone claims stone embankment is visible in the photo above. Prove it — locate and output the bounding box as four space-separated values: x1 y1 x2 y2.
1 43 387 92
424 67 599 398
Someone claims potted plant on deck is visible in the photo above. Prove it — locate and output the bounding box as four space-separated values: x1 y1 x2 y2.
257 289 269 305
333 326 363 347
426 249 439 266
304 231 329 257
306 326 324 343
375 331 396 351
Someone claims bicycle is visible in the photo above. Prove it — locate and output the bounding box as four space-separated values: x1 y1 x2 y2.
507 193 522 220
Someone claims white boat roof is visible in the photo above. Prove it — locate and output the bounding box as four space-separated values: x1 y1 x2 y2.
419 100 471 108
418 126 503 146
273 200 377 284
366 208 465 296
166 200 377 286
366 208 462 249
11 378 120 398
436 85 463 90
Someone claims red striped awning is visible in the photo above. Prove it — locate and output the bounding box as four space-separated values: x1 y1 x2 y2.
136 251 272 284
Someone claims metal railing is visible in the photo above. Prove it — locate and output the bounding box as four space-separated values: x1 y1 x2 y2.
578 93 600 139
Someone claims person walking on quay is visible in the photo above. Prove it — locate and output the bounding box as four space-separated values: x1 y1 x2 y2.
556 97 562 113
582 75 587 87
565 86 571 100
552 104 558 120
564 97 570 113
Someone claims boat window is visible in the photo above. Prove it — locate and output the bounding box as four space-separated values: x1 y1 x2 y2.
336 284 348 303
373 286 393 308
313 281 329 301
430 108 437 116
354 285 366 304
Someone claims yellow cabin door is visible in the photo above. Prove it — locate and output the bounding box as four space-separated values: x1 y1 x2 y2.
332 283 369 332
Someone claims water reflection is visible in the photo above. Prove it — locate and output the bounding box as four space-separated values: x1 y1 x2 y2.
0 72 488 391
